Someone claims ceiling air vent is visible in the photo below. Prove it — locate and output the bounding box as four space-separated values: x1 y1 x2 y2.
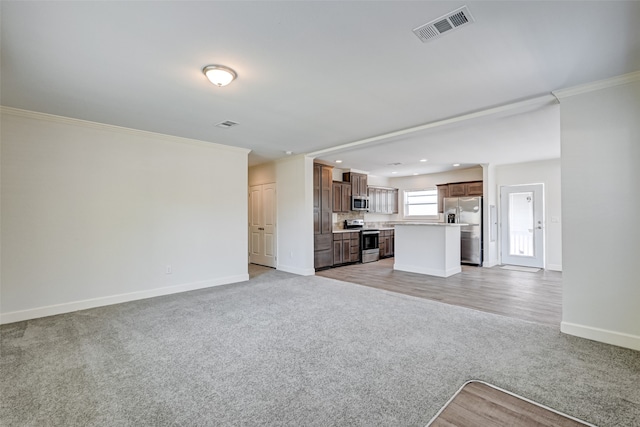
413 6 475 43
215 120 239 129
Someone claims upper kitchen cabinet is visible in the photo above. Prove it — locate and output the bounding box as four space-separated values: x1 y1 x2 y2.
343 172 368 197
465 181 484 196
437 184 449 213
368 186 399 214
448 181 483 197
437 181 483 212
448 182 467 197
332 181 352 213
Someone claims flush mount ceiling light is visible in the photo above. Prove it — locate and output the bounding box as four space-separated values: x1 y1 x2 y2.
202 65 237 87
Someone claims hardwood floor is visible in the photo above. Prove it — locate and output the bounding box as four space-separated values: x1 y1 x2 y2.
316 258 563 327
430 381 589 427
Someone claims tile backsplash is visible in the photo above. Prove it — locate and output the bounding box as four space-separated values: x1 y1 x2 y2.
333 212 395 229
334 212 364 229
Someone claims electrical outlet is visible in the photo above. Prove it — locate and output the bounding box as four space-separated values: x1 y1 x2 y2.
166 265 172 274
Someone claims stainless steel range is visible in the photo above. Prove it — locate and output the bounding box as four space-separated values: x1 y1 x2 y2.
344 219 380 264
360 229 380 263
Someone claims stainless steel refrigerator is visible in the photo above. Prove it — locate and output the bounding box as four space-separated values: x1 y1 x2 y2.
444 196 483 266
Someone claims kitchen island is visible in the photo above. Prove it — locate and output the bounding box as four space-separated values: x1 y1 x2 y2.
393 223 465 278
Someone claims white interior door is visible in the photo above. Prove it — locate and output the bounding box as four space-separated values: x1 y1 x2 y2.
500 184 544 268
249 183 276 267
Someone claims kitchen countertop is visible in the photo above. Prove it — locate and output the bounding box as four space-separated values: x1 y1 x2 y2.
394 222 468 226
333 226 396 233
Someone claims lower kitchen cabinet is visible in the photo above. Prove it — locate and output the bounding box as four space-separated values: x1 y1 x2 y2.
333 232 360 265
314 234 333 269
379 229 395 258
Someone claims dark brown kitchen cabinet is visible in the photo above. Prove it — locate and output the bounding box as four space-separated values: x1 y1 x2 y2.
448 182 467 197
343 172 368 197
349 234 360 262
466 181 484 196
441 181 483 204
332 181 351 213
333 232 360 266
379 229 395 258
314 163 333 269
314 234 332 268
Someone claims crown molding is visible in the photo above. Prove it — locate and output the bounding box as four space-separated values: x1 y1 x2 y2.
0 106 251 155
552 70 640 99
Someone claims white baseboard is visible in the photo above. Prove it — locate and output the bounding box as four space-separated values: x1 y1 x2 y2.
277 264 314 276
561 321 640 351
546 264 563 272
0 274 249 325
393 263 461 278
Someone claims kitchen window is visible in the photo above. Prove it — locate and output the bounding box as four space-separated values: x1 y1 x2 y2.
404 188 438 218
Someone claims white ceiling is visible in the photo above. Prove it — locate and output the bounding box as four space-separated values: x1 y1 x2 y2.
2 1 639 176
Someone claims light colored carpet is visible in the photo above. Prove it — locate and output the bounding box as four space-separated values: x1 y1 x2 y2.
500 265 541 273
1 270 639 426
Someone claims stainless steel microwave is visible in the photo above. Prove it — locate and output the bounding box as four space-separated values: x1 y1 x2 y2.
352 196 369 211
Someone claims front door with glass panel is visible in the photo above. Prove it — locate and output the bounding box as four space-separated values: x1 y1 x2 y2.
500 184 544 268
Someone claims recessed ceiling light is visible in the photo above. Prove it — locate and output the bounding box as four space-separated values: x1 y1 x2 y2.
392 171 398 174
335 160 343 163
413 173 419 176
420 159 428 162
285 151 293 155
453 163 460 167
203 65 237 87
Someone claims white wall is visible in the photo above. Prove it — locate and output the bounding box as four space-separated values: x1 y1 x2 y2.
248 162 276 187
1 108 250 323
495 159 562 271
482 164 499 267
248 156 315 276
557 76 640 351
276 156 315 275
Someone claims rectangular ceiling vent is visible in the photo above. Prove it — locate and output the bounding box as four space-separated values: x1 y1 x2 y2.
215 120 239 129
413 6 475 43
